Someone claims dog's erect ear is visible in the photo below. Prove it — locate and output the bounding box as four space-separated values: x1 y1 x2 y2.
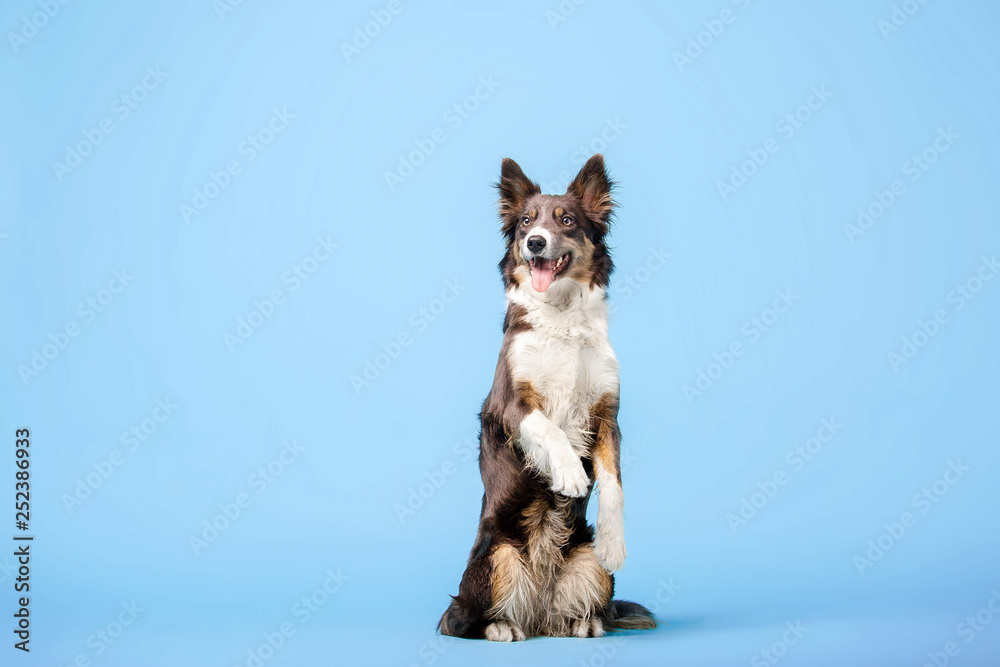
567 154 614 233
497 158 540 235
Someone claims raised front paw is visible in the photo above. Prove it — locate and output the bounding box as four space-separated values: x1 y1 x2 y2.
594 534 627 573
550 452 590 498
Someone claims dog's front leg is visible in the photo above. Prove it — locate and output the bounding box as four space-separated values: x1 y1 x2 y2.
591 394 626 573
517 409 590 498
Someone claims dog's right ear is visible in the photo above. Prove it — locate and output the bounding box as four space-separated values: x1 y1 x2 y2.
497 158 540 237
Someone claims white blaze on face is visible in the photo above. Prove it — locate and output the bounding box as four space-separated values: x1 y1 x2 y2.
522 227 551 257
523 227 560 293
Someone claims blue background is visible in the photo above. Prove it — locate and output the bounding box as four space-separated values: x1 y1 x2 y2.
3 1 999 665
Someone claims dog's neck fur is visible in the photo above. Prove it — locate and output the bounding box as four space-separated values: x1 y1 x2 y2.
506 279 609 341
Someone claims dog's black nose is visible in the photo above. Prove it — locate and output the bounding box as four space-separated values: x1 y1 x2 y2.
527 236 546 253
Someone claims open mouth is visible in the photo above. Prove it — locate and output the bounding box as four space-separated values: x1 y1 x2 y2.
529 253 571 293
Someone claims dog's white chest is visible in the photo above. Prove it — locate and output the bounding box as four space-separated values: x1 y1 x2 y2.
507 287 619 454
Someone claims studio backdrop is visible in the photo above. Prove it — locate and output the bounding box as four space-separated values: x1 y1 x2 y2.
3 1 999 666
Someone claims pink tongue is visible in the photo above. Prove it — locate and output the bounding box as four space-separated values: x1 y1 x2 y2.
531 258 556 292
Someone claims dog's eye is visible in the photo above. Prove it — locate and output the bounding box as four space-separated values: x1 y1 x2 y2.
562 216 574 226
521 216 531 226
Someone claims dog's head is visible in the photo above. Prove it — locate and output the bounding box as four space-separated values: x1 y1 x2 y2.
496 154 615 296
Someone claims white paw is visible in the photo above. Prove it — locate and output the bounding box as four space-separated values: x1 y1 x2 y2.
550 451 589 498
594 535 626 573
571 617 605 638
485 620 526 642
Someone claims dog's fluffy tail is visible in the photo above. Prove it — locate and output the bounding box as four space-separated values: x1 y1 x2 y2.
608 599 658 630
438 595 486 639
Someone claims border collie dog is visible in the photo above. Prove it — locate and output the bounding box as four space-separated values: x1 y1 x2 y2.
438 154 656 641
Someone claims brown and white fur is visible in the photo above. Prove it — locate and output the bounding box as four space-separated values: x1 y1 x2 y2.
438 154 656 641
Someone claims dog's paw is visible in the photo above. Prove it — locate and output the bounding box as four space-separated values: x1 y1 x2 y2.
571 617 605 638
550 452 589 498
594 536 627 573
484 620 526 642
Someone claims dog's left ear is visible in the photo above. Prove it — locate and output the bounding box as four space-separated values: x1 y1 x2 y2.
567 154 614 234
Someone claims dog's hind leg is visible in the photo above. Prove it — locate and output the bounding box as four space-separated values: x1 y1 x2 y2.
483 542 534 641
441 536 535 640
438 530 495 638
546 543 614 637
